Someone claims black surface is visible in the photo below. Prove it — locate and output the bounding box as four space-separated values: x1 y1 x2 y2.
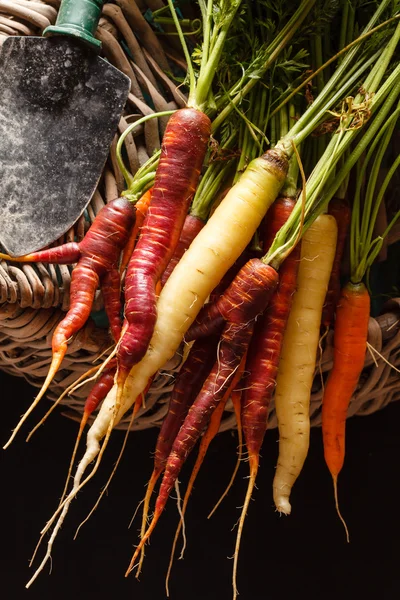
1 371 400 600
0 36 130 256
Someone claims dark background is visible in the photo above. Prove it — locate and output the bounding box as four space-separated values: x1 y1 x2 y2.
1 371 400 600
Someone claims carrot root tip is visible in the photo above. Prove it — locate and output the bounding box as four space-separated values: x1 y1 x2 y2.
3 348 66 449
274 499 292 516
333 475 350 543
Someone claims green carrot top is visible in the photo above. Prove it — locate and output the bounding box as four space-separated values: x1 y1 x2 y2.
264 14 400 271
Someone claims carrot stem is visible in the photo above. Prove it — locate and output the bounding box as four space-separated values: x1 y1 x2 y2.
166 0 196 103
116 111 176 185
270 12 400 121
269 59 400 268
351 104 400 281
211 0 317 132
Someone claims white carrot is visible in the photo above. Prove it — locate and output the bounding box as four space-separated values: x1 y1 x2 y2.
272 214 337 515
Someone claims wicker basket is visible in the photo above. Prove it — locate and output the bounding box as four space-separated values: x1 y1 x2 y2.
0 0 399 434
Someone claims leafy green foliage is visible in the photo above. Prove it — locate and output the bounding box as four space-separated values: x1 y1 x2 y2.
300 0 341 37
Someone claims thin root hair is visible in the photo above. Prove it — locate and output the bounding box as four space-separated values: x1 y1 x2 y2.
367 341 400 373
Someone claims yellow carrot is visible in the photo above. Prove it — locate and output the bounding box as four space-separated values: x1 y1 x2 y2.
272 214 337 515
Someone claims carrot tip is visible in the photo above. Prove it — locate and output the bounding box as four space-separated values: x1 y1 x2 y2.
232 463 259 600
3 349 66 449
333 476 350 543
274 497 292 516
126 512 161 576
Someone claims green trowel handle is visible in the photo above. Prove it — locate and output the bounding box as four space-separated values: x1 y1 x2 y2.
43 0 105 50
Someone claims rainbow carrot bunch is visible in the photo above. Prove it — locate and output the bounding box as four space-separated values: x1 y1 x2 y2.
13 0 400 594
42 0 395 534
111 0 258 436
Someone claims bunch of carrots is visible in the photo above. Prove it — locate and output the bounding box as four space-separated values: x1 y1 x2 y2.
1 0 400 596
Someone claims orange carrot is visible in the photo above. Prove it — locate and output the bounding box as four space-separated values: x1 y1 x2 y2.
321 281 370 539
119 188 153 276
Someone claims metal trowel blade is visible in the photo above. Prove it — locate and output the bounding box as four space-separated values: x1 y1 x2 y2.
0 35 130 256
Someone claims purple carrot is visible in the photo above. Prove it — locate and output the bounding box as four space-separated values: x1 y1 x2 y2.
117 109 211 397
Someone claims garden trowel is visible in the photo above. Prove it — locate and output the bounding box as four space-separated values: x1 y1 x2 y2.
0 0 130 256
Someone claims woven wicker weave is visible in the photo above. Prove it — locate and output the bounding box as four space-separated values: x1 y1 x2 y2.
0 0 399 434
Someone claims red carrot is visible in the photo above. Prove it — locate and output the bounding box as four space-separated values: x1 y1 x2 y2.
233 199 300 597
84 360 118 418
322 281 370 539
322 197 351 328
138 245 244 571
165 355 247 595
137 333 221 576
185 249 257 342
101 269 124 342
3 198 135 448
117 109 211 396
161 214 205 287
184 302 225 342
242 198 298 457
119 188 153 277
125 258 279 575
154 336 221 475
